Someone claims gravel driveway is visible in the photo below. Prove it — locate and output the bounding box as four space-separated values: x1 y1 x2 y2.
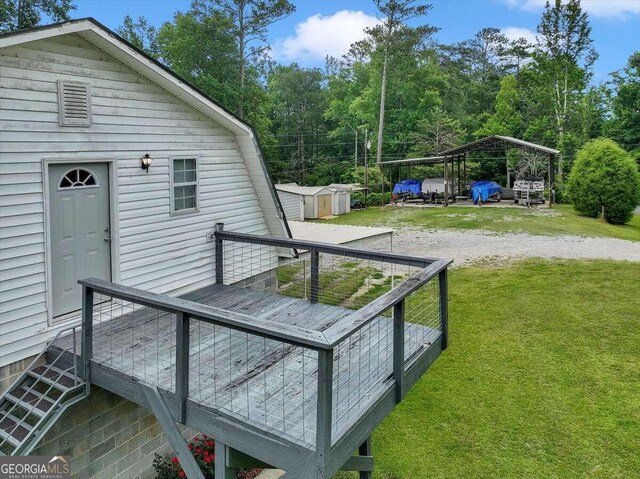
367 228 640 267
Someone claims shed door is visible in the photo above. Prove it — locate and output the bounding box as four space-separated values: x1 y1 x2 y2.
317 194 332 217
49 164 111 318
338 193 347 214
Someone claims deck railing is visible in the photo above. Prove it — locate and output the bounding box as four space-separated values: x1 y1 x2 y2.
78 225 451 476
214 225 451 466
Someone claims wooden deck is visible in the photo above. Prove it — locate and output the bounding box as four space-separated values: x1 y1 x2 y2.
57 283 440 447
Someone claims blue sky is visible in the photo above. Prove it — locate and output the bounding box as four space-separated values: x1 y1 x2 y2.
74 0 639 82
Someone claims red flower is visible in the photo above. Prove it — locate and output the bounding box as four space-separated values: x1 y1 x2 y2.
188 444 193 450
196 448 202 454
202 435 208 439
206 440 214 447
211 454 215 461
178 471 186 478
171 457 179 465
203 451 209 457
204 456 212 464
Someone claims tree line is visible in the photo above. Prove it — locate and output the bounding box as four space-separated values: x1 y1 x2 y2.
3 0 639 191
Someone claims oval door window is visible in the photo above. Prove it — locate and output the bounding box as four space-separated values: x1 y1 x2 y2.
58 168 99 189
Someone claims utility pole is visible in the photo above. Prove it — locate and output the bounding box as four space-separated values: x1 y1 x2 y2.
347 123 358 168
364 129 370 207
17 0 23 29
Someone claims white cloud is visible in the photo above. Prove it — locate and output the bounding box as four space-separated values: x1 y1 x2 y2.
505 0 640 19
501 26 537 44
273 10 380 64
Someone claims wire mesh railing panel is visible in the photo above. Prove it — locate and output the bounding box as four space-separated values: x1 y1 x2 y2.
221 239 425 318
90 294 177 392
404 279 442 360
330 305 395 442
222 241 280 291
189 321 319 448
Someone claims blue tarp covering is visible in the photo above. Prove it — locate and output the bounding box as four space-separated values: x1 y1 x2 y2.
393 179 422 195
470 181 502 205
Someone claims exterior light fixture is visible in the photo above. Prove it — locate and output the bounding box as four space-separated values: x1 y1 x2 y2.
141 153 152 172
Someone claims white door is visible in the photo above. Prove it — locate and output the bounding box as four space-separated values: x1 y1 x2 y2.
338 193 347 215
49 164 111 318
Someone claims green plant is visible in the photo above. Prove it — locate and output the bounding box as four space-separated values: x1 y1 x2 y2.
365 192 392 206
153 435 216 479
567 138 640 224
153 436 261 479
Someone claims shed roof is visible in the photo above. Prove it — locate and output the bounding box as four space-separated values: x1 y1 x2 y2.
327 183 368 192
275 184 332 196
439 135 560 156
375 156 446 167
377 136 558 167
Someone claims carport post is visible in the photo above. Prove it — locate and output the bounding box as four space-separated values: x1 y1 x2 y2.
463 153 467 192
457 155 462 196
443 157 449 207
548 153 555 206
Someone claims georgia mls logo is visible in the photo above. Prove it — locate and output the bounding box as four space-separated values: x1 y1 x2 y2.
0 456 70 479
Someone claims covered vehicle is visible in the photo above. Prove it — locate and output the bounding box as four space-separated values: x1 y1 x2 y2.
392 179 423 202
393 179 422 195
421 178 457 198
470 180 503 205
350 198 364 209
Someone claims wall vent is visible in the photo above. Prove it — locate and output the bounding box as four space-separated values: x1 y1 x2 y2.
58 80 92 126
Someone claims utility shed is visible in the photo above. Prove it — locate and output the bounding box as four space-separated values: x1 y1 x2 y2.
275 184 334 219
328 183 368 215
0 18 289 378
275 184 304 222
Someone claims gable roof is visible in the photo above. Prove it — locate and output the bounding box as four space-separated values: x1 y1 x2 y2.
377 136 559 168
0 18 291 238
439 135 560 156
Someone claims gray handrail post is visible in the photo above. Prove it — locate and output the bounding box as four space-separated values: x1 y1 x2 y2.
358 437 372 479
393 299 406 403
315 348 334 478
175 311 190 423
310 248 319 304
214 222 225 284
438 269 449 350
81 285 94 395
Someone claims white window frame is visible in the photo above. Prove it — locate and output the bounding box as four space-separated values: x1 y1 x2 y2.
170 156 200 215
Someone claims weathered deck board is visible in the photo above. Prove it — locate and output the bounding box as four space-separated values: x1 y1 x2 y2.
57 284 440 447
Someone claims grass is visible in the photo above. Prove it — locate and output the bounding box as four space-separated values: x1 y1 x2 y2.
319 204 640 241
335 259 640 479
276 260 378 306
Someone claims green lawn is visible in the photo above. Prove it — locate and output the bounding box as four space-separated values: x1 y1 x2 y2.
336 259 640 479
319 205 640 241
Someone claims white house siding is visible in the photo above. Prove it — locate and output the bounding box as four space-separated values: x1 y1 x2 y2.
0 34 276 368
277 190 304 222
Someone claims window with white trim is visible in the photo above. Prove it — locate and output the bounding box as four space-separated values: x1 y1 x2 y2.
171 158 198 213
